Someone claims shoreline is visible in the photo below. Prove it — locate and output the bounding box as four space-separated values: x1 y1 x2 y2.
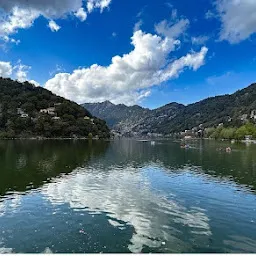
0 137 111 141
0 137 255 144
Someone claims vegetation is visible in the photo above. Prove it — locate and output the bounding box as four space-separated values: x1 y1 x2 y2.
204 123 256 140
155 83 256 134
0 78 110 139
83 83 256 137
82 100 151 128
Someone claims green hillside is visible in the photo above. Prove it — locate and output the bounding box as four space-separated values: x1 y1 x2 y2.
83 83 256 138
0 78 110 139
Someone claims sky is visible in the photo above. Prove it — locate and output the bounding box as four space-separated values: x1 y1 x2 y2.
0 0 255 109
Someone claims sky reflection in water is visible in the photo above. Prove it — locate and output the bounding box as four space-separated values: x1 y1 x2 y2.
0 139 255 253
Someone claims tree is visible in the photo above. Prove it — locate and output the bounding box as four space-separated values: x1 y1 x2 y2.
235 125 248 140
0 78 110 139
220 128 236 139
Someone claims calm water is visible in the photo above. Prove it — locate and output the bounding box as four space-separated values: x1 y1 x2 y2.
0 139 256 253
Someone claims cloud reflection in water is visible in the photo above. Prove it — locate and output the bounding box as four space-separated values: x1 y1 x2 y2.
42 165 212 252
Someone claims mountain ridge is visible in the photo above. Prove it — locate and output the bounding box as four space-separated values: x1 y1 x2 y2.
82 83 256 137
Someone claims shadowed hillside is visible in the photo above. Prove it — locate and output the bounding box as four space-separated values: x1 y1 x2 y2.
0 78 110 138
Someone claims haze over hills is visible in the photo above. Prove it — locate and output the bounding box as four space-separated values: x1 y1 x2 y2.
82 83 256 137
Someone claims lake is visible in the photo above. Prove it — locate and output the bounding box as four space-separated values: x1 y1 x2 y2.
0 139 255 253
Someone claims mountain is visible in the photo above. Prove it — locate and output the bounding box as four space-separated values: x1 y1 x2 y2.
83 100 150 128
82 83 256 137
0 78 110 138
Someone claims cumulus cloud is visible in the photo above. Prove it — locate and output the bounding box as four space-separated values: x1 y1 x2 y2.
0 7 39 38
0 0 83 16
29 80 41 87
0 59 41 85
0 0 111 40
14 62 30 82
45 28 208 105
0 6 207 105
87 0 111 13
48 20 61 32
0 61 13 77
14 63 41 85
75 7 87 22
216 0 256 43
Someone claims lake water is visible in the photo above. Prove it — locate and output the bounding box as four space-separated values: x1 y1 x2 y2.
0 139 255 253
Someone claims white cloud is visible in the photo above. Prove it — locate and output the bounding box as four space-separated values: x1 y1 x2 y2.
192 36 209 45
133 19 143 32
48 20 61 32
155 14 189 39
0 59 41 85
112 32 117 37
14 63 41 85
75 7 87 22
87 2 94 13
0 0 111 41
0 61 13 77
87 0 112 13
29 79 41 87
13 61 31 82
0 7 39 38
2 35 20 45
45 28 208 105
216 0 256 43
0 0 83 16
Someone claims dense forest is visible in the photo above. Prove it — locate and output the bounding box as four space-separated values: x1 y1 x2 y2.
0 78 110 139
157 83 256 134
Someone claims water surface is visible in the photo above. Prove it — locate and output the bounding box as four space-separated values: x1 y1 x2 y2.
0 139 255 253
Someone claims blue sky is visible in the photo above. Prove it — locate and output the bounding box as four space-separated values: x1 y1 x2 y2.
0 0 255 109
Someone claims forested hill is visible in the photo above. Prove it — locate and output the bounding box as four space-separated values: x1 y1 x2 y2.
0 78 110 138
82 83 256 137
82 101 151 128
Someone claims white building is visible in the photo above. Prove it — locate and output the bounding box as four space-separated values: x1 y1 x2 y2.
52 116 60 120
40 107 55 115
250 110 256 120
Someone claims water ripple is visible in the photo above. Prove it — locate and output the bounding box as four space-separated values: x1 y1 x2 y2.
41 166 212 252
